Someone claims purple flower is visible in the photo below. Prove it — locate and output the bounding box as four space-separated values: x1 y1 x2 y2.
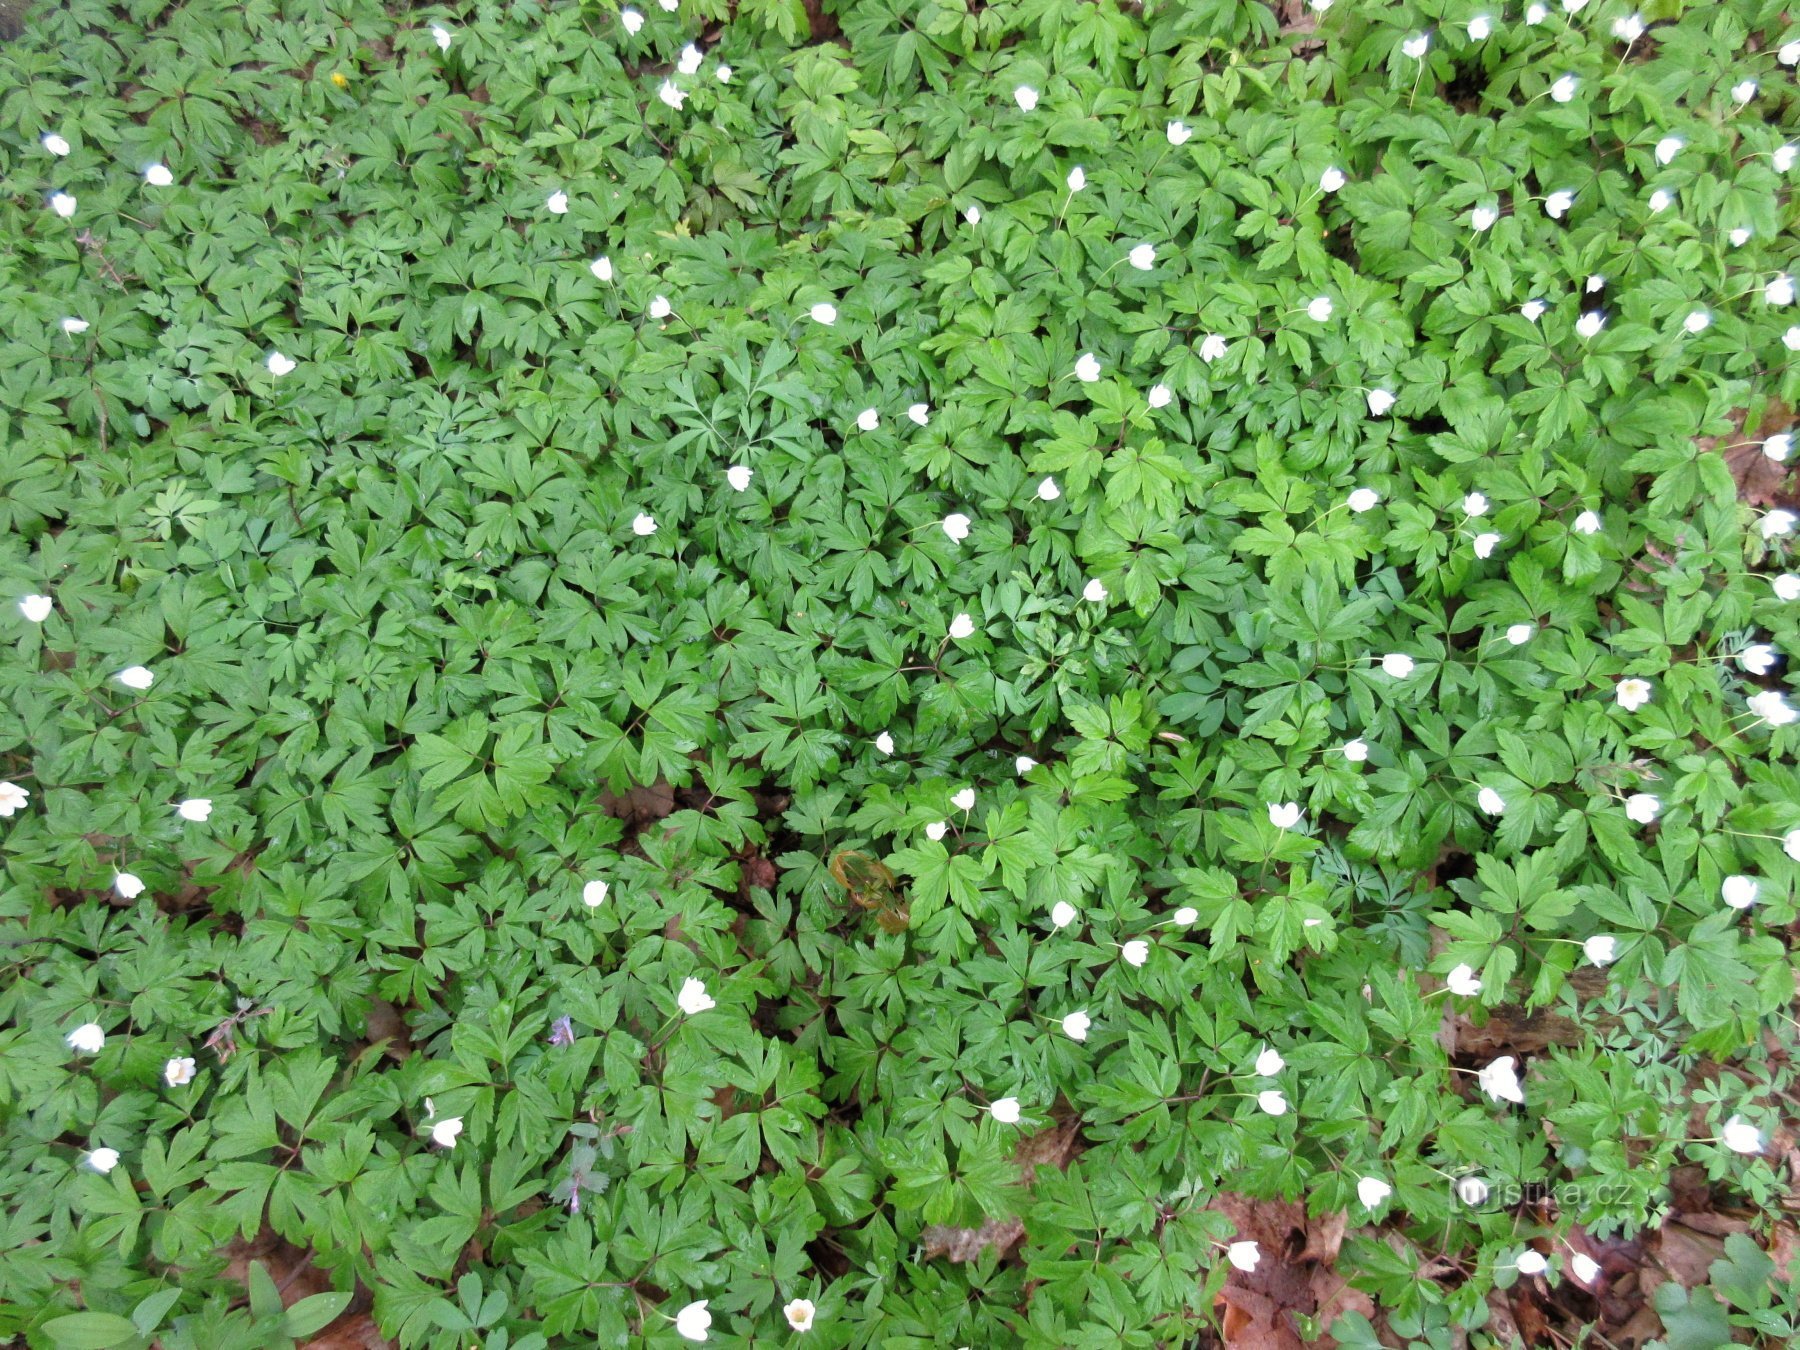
548 1015 575 1047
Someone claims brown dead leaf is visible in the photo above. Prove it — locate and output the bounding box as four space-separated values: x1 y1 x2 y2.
1209 1195 1353 1349
1769 1221 1799 1282
363 999 411 1062
302 1313 388 1349
599 779 676 830
1705 400 1794 507
921 1217 1026 1263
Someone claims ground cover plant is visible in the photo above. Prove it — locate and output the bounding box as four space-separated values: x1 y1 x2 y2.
3 0 1800 1344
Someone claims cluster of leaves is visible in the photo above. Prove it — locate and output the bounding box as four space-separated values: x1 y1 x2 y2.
3 0 1799 1344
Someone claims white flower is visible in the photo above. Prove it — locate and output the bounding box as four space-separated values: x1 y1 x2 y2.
1612 13 1644 42
658 80 685 110
1525 0 1548 20
656 0 676 10
1516 1250 1548 1276
66 1023 105 1054
1319 166 1346 193
1649 188 1672 213
907 403 930 426
1074 352 1102 382
678 43 703 75
1506 623 1535 645
951 787 976 812
1173 906 1198 925
1357 1176 1392 1207
431 23 453 49
1764 673 1800 718
1573 509 1602 535
1624 793 1661 824
1477 787 1506 816
783 1299 815 1333
1471 204 1499 232
677 977 715 1015
41 132 71 156
1776 145 1797 173
86 1148 121 1174
1731 79 1757 104
1722 875 1760 910
1763 510 1798 539
431 1116 464 1147
1066 166 1086 192
1401 32 1430 59
948 613 975 640
1120 939 1150 967
1167 120 1192 145
1550 74 1578 103
675 1300 711 1342
1683 309 1711 335
114 872 145 899
621 8 644 32
1615 678 1651 712
1784 38 1800 65
649 296 672 320
1721 1115 1763 1154
1051 901 1077 930
266 351 296 377
631 513 657 537
1128 243 1156 271
1014 85 1039 111
1477 1055 1524 1104
1521 299 1547 322
1366 389 1396 416
1467 14 1493 40
582 880 610 908
1256 1089 1288 1116
1015 755 1037 774
590 256 614 282
1199 333 1229 363
1776 575 1800 601
164 1056 197 1087
60 317 89 335
941 513 971 542
1343 738 1369 761
1380 652 1414 677
1147 384 1172 409
1742 643 1779 673
875 731 895 756
1576 311 1604 339
1456 1174 1490 1205
177 798 213 822
1562 0 1589 12
1227 1240 1261 1272
1254 1047 1284 1076
0 782 27 817
1768 275 1796 306
809 302 838 326
964 205 980 225
117 665 154 691
1571 1252 1601 1285
1306 296 1333 322
1268 802 1301 829
1586 274 1605 294
49 191 76 218
1473 533 1501 559
1545 190 1574 219
1447 962 1483 996
856 408 880 432
989 1097 1022 1123
1061 1010 1091 1041
546 190 569 215
925 821 947 841
18 594 53 623
1347 487 1379 513
1584 935 1618 965
144 163 174 187
1730 227 1752 247
1654 135 1684 165
725 464 752 492
1082 578 1108 604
